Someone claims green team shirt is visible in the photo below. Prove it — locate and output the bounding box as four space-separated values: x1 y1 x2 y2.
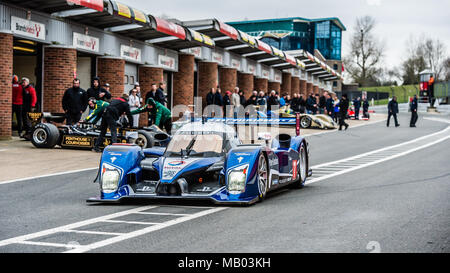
85 100 109 124
131 98 171 126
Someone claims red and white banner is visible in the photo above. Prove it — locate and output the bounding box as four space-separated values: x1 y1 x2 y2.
155 17 186 40
67 0 104 12
218 22 238 40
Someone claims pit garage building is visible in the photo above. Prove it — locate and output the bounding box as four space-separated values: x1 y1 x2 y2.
0 0 342 139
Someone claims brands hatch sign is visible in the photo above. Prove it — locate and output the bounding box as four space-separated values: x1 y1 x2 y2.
120 45 141 62
11 16 46 41
73 32 99 53
158 55 176 70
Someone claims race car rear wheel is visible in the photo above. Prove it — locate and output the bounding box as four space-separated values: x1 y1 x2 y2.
300 116 312 128
134 130 154 148
31 123 60 148
257 153 269 201
292 143 307 189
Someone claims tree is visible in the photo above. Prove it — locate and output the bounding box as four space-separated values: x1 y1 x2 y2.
422 38 447 81
344 16 385 87
401 36 426 85
401 35 447 83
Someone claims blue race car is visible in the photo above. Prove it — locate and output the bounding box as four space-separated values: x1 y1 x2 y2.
87 121 312 205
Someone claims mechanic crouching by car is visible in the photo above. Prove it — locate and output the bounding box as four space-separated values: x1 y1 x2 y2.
132 97 172 135
84 97 109 125
93 94 133 152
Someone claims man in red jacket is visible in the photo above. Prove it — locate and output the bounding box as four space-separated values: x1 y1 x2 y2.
21 77 37 137
12 75 24 136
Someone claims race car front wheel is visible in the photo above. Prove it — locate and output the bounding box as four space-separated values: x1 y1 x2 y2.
292 142 307 189
257 153 269 201
31 123 60 148
300 116 312 128
134 130 154 148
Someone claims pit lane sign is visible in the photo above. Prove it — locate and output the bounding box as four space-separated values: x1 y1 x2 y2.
158 55 176 70
11 16 46 41
120 45 141 62
73 32 99 53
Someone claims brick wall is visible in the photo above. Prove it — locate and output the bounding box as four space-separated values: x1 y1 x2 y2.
43 46 77 113
313 85 319 95
268 81 281 93
97 57 125 98
291 76 300 97
0 32 13 140
219 67 237 93
138 65 163 126
300 80 307 97
281 72 291 96
173 54 194 118
254 78 268 93
306 82 313 96
237 72 254 96
198 62 218 108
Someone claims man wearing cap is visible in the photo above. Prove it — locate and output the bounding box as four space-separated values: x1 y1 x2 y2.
84 97 109 125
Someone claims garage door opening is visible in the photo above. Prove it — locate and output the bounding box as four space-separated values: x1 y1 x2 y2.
12 38 43 135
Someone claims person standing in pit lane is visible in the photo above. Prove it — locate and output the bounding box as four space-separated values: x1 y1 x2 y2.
410 94 418 127
93 94 133 152
12 75 24 137
21 77 38 136
387 96 400 127
338 94 349 131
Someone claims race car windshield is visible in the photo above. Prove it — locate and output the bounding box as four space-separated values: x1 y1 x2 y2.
165 133 224 157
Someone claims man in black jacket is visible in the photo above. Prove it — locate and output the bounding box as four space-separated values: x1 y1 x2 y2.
387 96 400 127
267 90 279 112
62 78 88 125
325 93 334 116
93 94 133 152
353 97 361 120
339 94 349 130
410 95 418 127
87 77 111 102
145 83 166 106
306 93 317 114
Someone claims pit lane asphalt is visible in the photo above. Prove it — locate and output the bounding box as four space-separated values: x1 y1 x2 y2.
1 113 449 252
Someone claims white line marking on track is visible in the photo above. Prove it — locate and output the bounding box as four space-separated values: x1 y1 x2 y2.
0 167 98 185
307 126 450 185
0 205 227 253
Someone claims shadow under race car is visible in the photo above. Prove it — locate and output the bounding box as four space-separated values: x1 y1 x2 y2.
27 112 171 149
87 121 312 205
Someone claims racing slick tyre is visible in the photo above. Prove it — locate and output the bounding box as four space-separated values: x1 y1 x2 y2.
300 116 312 128
257 153 269 202
31 123 60 148
291 142 307 189
134 130 154 148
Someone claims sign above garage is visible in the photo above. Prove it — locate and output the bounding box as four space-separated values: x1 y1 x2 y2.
11 16 46 41
73 32 99 53
120 45 142 63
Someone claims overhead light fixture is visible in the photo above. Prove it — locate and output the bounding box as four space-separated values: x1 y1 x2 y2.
13 46 35 53
16 40 37 46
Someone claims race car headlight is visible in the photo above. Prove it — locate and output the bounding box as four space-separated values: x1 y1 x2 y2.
227 165 248 194
101 167 120 193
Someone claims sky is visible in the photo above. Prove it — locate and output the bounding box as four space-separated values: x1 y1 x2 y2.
124 0 449 79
